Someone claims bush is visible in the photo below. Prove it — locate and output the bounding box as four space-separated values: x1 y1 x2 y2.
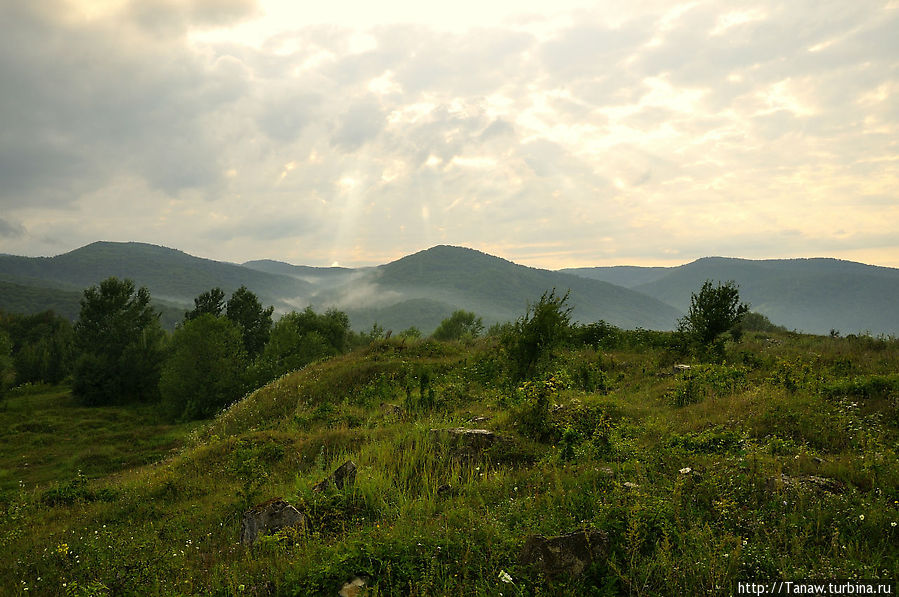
160 314 248 420
432 310 484 341
502 289 573 381
678 280 749 346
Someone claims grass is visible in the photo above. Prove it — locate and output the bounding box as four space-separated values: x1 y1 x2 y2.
1 331 898 595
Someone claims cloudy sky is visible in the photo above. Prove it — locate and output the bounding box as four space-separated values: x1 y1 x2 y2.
1 1 897 268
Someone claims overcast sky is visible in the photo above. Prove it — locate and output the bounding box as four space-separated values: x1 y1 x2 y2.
1 0 897 268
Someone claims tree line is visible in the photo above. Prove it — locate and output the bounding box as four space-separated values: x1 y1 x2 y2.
1 276 756 416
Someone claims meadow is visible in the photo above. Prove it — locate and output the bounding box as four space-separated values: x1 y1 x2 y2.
1 329 898 595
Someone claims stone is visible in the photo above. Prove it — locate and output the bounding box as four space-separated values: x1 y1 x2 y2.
313 460 357 493
338 576 368 597
520 529 609 577
673 364 692 373
240 498 304 545
623 481 640 489
430 428 503 451
767 473 844 494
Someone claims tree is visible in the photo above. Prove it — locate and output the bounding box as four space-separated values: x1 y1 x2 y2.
432 310 484 341
225 286 274 357
678 280 749 345
72 277 164 405
502 289 573 381
0 330 13 396
184 287 226 322
250 307 350 386
160 314 247 420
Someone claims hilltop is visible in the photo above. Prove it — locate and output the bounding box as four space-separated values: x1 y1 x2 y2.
2 327 897 594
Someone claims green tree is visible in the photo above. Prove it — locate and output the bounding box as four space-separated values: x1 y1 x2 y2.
72 277 164 405
678 280 749 345
0 310 74 385
225 286 274 357
160 314 247 420
250 307 349 386
432 310 485 341
502 289 573 381
0 330 13 396
184 287 226 322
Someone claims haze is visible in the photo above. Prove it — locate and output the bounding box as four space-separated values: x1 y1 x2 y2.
1 0 896 268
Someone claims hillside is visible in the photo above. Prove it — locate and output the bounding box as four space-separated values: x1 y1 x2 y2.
565 257 899 335
0 241 312 309
359 245 683 331
3 330 897 594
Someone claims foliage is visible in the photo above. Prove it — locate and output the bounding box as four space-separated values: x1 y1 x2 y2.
251 307 350 387
678 280 749 350
0 330 12 396
184 287 226 321
72 277 164 405
225 285 274 357
742 311 786 333
431 310 484 341
160 314 248 420
502 289 573 381
4 299 899 595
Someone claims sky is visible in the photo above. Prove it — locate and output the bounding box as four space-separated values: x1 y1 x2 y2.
0 0 897 269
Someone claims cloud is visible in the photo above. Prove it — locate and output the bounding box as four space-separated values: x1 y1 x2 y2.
1 0 897 269
0 219 25 239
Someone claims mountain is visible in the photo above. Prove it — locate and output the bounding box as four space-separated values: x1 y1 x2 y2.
561 265 670 288
343 246 683 331
0 241 312 309
564 257 899 335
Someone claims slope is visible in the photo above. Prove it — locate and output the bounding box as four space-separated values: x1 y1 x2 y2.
0 241 312 309
364 245 682 330
623 257 899 335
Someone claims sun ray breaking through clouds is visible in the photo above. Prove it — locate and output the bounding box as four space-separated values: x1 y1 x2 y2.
0 0 897 268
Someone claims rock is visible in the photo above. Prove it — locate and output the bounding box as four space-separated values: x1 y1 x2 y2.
430 428 504 451
673 364 692 373
767 473 844 494
240 498 305 545
466 415 491 424
313 460 358 493
520 529 609 577
338 576 368 597
623 481 640 489
599 467 614 476
380 403 404 417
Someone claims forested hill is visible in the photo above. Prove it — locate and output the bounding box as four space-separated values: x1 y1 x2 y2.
0 241 311 312
362 245 682 331
563 257 899 335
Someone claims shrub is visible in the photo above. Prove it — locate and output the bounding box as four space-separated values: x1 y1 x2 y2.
502 289 573 381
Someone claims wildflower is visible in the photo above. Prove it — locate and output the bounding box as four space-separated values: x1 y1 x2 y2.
498 570 513 583
859 514 865 521
892 522 897 527
679 467 691 474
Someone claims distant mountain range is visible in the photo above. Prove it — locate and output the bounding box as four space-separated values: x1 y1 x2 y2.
562 257 899 335
0 242 896 335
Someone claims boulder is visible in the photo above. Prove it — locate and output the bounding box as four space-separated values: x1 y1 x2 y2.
313 460 357 493
240 498 304 545
520 528 609 577
338 576 368 597
767 473 845 494
430 428 504 451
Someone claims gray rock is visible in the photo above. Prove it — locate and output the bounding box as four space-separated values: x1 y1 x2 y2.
240 498 304 545
338 576 368 597
313 460 358 493
430 428 503 451
768 473 844 494
520 529 609 577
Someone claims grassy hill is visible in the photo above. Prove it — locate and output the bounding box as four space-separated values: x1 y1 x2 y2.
2 330 897 594
565 257 899 335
